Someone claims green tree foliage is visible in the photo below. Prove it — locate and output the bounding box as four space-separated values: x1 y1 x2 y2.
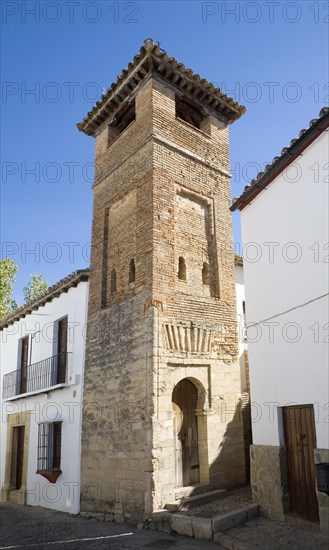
23 274 48 303
0 258 19 318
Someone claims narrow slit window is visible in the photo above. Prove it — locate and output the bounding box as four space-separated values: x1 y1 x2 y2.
110 269 117 293
202 262 210 285
129 259 136 284
178 257 187 281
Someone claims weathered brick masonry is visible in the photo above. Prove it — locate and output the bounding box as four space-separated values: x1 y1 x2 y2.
78 39 247 523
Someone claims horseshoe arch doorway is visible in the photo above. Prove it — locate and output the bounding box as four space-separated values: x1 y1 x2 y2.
172 378 200 487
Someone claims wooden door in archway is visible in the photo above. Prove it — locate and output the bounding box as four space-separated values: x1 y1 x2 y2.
172 379 199 487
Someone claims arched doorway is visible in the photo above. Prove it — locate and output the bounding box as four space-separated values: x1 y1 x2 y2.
172 379 199 487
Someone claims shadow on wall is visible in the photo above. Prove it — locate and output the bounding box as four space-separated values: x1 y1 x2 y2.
184 394 252 501
208 397 250 491
79 382 252 521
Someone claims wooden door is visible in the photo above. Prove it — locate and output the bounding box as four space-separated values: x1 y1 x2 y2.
173 401 183 487
57 317 68 383
172 379 199 487
20 336 29 394
11 426 25 490
283 405 319 522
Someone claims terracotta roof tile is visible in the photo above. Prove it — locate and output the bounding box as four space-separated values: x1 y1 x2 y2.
0 269 90 329
231 107 329 211
77 39 246 136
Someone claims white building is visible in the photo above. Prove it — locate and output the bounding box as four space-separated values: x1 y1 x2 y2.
235 255 248 393
0 269 89 514
231 107 329 535
234 255 251 484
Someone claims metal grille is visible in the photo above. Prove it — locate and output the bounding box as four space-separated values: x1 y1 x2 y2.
3 353 68 399
37 422 62 472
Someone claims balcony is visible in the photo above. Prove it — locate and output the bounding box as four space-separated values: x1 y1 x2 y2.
2 353 70 400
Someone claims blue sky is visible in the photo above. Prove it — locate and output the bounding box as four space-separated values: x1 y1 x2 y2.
1 0 328 302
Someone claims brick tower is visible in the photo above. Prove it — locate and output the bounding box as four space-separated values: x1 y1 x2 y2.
78 39 246 523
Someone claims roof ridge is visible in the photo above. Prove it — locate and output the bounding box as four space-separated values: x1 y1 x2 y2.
77 38 246 135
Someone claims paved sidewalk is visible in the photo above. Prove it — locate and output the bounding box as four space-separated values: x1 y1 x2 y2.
218 516 328 550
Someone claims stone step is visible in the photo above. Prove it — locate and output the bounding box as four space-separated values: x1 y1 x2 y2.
173 483 218 500
212 503 259 534
151 503 259 542
165 489 227 511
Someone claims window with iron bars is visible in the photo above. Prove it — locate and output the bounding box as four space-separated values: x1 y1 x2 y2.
37 422 62 472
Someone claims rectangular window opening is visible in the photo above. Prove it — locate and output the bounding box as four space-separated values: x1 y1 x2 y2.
108 99 136 144
37 422 62 472
175 95 207 130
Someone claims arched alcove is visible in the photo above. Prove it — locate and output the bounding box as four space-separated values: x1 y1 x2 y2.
129 258 136 284
110 269 117 293
178 257 187 281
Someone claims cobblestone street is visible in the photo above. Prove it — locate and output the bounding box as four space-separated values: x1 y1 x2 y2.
0 503 220 550
1 502 328 550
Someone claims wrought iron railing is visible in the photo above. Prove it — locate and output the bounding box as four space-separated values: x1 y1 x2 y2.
2 352 68 399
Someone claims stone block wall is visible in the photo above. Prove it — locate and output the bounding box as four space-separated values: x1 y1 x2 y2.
251 445 329 537
81 81 156 522
81 76 246 522
250 444 289 522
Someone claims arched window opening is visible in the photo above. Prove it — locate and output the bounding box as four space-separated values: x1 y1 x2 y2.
202 262 210 285
110 269 117 293
178 257 187 281
129 259 136 284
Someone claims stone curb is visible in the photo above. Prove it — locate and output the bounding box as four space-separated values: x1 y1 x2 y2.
214 532 253 550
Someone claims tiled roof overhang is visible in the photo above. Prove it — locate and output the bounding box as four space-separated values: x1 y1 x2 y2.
77 39 246 136
0 269 90 330
231 107 329 212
